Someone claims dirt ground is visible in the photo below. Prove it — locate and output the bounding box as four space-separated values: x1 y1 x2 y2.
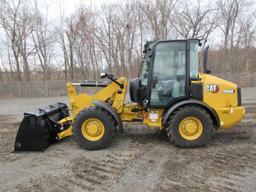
0 95 256 192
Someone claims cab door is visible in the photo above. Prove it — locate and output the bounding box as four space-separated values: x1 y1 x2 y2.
148 41 187 107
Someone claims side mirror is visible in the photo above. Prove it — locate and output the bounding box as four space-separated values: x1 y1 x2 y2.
100 72 107 78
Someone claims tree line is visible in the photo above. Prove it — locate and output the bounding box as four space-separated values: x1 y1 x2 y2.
0 0 255 85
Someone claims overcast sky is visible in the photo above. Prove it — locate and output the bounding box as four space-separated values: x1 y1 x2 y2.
36 0 255 18
36 0 120 19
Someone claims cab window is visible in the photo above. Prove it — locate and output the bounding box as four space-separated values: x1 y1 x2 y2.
150 41 186 106
190 40 199 79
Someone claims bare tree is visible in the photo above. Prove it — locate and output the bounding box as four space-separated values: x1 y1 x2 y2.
137 0 178 40
65 15 79 80
238 16 256 48
95 5 117 74
0 0 37 81
237 15 256 84
32 2 55 82
56 17 69 80
17 5 37 81
56 9 81 80
74 8 99 80
217 0 242 49
0 0 22 81
172 0 217 39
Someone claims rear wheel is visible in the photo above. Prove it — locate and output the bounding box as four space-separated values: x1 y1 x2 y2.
165 106 214 148
72 107 115 150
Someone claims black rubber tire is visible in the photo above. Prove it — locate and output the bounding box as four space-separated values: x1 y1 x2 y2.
165 105 214 148
72 107 115 150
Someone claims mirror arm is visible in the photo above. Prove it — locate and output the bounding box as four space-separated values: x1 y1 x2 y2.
107 75 124 89
101 72 123 89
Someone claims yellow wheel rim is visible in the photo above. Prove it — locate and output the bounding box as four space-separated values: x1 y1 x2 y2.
178 116 203 141
81 118 105 141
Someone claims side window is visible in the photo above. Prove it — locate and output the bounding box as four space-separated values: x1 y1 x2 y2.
150 42 186 106
140 56 150 86
190 40 199 78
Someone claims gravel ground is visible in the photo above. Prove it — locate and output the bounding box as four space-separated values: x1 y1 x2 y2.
0 92 255 192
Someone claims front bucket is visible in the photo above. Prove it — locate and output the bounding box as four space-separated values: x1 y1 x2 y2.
14 103 69 152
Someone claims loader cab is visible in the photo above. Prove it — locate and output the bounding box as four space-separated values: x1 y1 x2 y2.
130 39 200 108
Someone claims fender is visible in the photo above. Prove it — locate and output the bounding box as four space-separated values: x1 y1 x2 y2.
162 99 220 128
93 100 123 132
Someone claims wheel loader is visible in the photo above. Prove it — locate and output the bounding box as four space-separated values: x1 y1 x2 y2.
14 39 245 151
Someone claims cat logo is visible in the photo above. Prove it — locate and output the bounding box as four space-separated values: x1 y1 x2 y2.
205 84 219 93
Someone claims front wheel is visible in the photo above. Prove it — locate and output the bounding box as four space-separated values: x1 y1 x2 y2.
72 107 115 150
165 106 214 148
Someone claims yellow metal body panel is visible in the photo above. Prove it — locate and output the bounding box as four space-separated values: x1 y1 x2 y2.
143 109 164 129
57 116 73 140
200 73 238 107
214 107 245 128
57 127 73 140
198 73 245 128
67 77 128 116
121 103 143 121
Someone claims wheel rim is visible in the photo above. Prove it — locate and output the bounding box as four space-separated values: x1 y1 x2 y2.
178 116 203 141
81 118 105 141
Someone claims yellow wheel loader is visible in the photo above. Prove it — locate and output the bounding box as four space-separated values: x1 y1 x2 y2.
14 39 245 151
